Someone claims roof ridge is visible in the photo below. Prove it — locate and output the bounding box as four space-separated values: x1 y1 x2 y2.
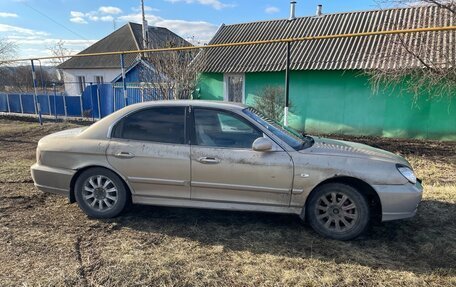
128 22 141 51
129 21 166 30
220 4 438 28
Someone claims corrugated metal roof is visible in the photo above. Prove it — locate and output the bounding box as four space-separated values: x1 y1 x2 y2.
58 23 190 70
201 5 455 72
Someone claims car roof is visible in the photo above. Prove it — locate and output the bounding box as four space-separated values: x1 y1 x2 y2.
127 100 248 111
79 100 249 140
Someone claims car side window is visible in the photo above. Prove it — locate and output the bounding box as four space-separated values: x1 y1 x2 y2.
193 108 263 148
112 107 186 144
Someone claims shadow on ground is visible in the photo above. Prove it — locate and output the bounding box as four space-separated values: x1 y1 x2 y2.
106 198 456 276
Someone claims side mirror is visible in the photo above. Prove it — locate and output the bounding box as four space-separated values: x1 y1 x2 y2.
252 137 273 152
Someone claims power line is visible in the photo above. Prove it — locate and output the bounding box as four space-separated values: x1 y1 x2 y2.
21 2 89 41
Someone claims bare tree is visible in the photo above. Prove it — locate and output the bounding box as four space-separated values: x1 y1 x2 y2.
253 86 286 122
47 40 71 82
140 41 203 100
367 1 456 100
0 65 58 93
0 40 58 93
48 40 71 64
0 38 16 65
0 39 16 91
0 65 33 93
10 66 35 92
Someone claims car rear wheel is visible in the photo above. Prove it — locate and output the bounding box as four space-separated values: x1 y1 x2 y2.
75 168 128 218
306 183 370 240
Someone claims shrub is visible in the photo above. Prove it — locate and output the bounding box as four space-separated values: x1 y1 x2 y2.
253 86 286 122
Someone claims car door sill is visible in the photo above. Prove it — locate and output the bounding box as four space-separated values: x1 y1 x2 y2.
132 194 301 215
191 181 290 194
128 176 188 186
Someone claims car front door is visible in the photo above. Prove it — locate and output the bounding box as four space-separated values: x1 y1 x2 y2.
106 106 191 199
190 107 293 206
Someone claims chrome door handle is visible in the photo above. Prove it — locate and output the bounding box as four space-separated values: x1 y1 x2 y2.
114 151 135 159
198 157 220 164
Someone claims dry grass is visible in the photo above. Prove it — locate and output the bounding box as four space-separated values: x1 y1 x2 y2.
0 116 455 287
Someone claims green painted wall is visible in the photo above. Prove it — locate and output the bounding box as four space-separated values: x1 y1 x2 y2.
196 72 224 101
197 70 456 140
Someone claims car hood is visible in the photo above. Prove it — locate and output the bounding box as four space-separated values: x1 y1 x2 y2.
303 137 410 166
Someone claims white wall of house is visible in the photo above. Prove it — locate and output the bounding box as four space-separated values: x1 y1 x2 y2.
62 69 120 96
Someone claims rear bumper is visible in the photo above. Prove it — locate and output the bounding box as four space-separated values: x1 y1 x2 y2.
30 163 75 197
373 181 423 221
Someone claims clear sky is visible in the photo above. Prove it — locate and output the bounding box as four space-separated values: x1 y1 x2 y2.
0 0 393 60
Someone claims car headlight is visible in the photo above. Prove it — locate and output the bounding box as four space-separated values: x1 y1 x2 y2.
396 165 417 184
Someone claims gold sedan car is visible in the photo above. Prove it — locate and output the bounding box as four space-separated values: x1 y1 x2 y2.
31 101 423 240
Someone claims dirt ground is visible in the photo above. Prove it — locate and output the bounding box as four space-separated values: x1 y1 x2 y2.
0 116 455 287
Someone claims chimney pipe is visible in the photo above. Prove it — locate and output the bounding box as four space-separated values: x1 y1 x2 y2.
289 1 296 21
316 4 323 17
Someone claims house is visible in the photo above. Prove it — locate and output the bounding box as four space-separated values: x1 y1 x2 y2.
58 22 189 96
196 5 456 140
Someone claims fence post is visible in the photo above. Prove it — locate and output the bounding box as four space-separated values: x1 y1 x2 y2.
47 93 51 116
120 54 128 107
63 94 68 117
97 86 101 119
19 94 23 114
6 94 10 113
141 84 144 102
38 59 45 93
113 86 116 112
89 83 94 122
53 83 57 120
80 95 84 118
31 60 43 125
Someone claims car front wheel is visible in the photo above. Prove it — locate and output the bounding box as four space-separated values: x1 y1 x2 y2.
74 168 128 219
306 183 370 240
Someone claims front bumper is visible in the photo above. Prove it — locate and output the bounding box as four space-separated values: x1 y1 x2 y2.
30 163 75 196
373 180 423 221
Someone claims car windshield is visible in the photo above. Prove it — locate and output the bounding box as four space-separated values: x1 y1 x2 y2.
243 108 314 150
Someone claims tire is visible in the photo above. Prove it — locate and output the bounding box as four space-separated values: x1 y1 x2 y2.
74 167 128 219
306 183 370 240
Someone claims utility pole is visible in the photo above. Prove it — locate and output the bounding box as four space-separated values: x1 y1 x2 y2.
284 41 290 127
284 0 296 127
141 0 148 52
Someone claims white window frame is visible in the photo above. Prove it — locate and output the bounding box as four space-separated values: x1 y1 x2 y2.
223 73 245 103
77 76 86 94
95 75 104 85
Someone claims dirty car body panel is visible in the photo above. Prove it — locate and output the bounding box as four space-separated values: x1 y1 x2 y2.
31 100 423 238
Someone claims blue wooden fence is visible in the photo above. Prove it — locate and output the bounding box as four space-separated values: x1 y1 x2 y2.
0 84 174 119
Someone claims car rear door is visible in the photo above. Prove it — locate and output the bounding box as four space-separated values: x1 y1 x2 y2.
106 106 191 199
189 107 293 206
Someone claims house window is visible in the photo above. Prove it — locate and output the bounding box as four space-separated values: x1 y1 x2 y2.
77 76 86 94
95 76 104 85
224 74 244 103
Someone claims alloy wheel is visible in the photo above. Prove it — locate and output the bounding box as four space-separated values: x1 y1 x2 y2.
314 192 359 232
82 175 118 211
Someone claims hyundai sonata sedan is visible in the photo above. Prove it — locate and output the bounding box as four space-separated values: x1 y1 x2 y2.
31 100 423 240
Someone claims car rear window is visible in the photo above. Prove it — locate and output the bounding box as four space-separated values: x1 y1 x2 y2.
112 107 186 144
